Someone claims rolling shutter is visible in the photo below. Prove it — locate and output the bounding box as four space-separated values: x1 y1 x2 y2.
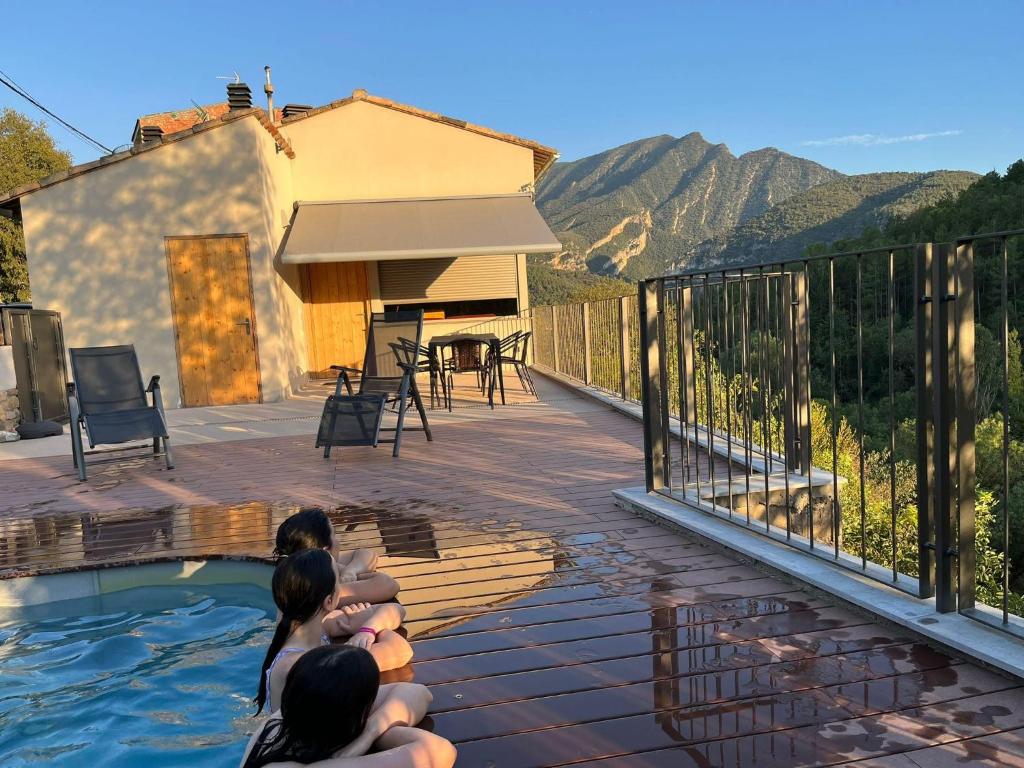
379 256 518 303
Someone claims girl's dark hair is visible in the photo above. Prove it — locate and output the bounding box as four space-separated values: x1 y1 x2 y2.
244 646 380 768
274 508 333 557
254 548 337 713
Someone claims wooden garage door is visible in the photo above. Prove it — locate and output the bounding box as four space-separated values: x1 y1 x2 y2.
165 235 262 406
302 261 371 378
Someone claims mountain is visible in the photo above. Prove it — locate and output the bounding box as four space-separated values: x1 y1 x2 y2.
535 133 840 279
688 170 980 269
535 133 981 280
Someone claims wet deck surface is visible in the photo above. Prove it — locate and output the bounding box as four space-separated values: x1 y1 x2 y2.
1 376 1024 766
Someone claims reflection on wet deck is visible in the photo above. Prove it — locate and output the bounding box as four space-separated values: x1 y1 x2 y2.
2 384 1024 766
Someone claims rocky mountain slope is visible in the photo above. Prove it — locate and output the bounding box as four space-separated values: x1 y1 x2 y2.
535 133 839 279
535 133 979 279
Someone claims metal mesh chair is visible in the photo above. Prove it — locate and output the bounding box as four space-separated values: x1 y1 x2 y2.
322 311 432 458
484 331 536 396
315 393 387 457
67 345 173 481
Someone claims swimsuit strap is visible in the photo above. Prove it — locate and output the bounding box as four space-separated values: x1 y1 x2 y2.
265 646 306 697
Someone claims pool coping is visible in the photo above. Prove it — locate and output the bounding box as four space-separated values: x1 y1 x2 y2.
0 558 275 608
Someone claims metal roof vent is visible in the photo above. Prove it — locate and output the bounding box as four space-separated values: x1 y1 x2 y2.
282 104 314 119
138 125 164 145
227 82 253 111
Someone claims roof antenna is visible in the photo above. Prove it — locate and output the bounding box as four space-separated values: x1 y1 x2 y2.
216 71 241 84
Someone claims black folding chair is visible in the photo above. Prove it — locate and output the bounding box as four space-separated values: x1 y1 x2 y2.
67 345 173 481
320 311 432 458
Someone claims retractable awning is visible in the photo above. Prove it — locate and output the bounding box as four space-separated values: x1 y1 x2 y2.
280 193 562 264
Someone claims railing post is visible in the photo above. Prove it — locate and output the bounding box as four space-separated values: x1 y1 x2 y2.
680 285 696 425
932 242 957 613
793 271 811 475
582 302 592 385
619 295 631 400
781 269 811 475
551 306 561 373
915 243 936 598
640 279 666 492
781 273 799 472
956 241 977 611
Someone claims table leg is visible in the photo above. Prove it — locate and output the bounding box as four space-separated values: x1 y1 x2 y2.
495 340 506 405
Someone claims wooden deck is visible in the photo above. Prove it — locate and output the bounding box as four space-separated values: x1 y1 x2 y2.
2 375 1024 766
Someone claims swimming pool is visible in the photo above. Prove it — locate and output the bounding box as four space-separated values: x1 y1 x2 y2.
0 580 274 767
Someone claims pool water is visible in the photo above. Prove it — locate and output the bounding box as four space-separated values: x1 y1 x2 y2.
0 582 275 767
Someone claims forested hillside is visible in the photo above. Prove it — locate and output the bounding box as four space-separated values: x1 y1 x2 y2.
527 262 632 306
690 170 979 268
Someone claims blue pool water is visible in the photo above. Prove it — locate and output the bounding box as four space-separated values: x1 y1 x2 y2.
0 582 275 767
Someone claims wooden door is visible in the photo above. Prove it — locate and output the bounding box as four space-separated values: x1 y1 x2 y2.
302 261 371 378
165 235 262 406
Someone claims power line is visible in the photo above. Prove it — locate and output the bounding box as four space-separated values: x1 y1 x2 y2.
0 69 113 154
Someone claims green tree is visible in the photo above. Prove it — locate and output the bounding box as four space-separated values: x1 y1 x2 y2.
0 108 72 302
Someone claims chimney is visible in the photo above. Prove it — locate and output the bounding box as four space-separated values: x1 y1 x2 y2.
227 82 253 111
263 66 275 123
282 104 314 119
139 125 164 145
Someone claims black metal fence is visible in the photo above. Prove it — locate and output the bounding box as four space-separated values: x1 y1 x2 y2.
638 230 1024 635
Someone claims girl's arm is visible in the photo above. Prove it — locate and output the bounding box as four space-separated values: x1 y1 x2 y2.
336 572 399 604
338 548 379 580
360 602 406 633
247 728 455 768
334 683 433 758
323 602 374 637
325 602 405 639
364 630 413 671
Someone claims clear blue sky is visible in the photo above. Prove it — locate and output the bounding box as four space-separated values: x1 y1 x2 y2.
3 1 1021 175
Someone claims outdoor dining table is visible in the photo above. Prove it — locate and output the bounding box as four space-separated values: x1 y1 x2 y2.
427 332 505 411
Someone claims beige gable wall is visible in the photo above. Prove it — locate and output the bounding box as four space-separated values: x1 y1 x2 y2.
281 100 536 200
21 118 296 408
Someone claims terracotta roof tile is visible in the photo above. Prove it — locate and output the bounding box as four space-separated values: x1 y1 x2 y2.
133 102 284 142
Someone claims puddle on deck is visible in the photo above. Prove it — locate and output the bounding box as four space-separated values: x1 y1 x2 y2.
0 501 571 638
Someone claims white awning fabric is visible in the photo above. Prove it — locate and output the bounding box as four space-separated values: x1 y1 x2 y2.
280 193 562 264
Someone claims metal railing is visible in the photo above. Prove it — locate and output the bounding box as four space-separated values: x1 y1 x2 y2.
637 230 1024 636
456 295 640 401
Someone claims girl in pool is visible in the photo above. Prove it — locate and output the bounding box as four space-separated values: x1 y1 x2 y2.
275 508 400 605
242 645 455 768
257 549 413 714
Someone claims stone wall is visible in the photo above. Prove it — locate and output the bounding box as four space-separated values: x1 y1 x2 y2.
0 386 19 436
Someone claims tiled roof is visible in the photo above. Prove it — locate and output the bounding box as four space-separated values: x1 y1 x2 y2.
0 108 294 205
132 102 284 143
0 90 558 206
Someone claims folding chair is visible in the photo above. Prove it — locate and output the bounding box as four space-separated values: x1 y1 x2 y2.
323 310 432 457
67 345 173 481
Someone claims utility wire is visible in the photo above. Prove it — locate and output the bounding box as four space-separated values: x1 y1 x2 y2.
0 69 113 154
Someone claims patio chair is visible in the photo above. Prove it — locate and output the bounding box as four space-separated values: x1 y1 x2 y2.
484 331 537 396
315 393 388 458
67 345 173 481
324 311 432 457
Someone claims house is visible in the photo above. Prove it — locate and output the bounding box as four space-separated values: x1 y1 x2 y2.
0 85 560 408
